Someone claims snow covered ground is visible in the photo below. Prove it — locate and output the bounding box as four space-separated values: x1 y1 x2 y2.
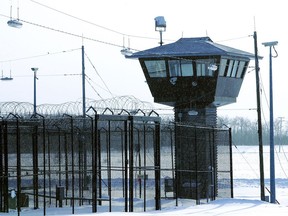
5 145 288 215
6 198 287 216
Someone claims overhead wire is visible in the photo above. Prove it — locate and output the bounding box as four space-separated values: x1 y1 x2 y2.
84 51 113 97
1 10 253 111
0 47 81 63
0 13 254 113
10 73 81 78
0 12 128 51
215 35 253 43
5 4 288 177
4 2 288 187
84 75 104 100
30 0 252 45
232 143 260 179
0 11 252 69
0 3 271 121
29 0 124 36
19 17 126 49
29 0 172 42
3 1 250 55
1 3 260 116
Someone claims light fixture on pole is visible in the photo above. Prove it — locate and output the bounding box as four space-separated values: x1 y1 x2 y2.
7 4 23 28
262 40 278 203
1 70 13 81
31 67 39 115
154 16 166 46
120 48 133 57
120 37 133 57
7 19 23 28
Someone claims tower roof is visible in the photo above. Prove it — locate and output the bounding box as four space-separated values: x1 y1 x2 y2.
127 37 256 59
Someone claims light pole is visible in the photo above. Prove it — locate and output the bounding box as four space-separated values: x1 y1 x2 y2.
262 41 278 203
31 67 38 115
154 16 166 46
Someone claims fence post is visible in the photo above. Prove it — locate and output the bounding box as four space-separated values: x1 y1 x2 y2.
124 120 128 212
128 116 134 212
6 113 22 215
154 121 161 210
63 114 75 214
228 127 234 198
1 120 9 212
86 108 98 213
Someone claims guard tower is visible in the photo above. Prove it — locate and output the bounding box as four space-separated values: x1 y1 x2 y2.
127 37 255 199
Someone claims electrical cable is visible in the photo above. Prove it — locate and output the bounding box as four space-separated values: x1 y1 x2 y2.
275 148 288 179
272 46 278 58
84 51 113 97
2 13 128 51
29 0 173 42
84 74 114 96
0 8 262 116
21 18 124 48
30 0 251 45
0 12 252 70
84 75 104 100
1 15 242 113
30 0 124 36
0 47 81 63
215 35 252 43
1 8 252 65
11 73 81 78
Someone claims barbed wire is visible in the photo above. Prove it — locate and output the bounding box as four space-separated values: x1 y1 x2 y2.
0 95 155 117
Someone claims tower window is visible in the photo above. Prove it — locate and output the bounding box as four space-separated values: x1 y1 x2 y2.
144 60 167 77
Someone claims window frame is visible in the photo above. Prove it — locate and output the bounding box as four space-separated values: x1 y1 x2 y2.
144 60 167 78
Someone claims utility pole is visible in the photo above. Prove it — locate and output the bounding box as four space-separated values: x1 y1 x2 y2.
253 31 265 201
81 45 88 189
262 40 278 204
82 45 86 118
31 67 39 115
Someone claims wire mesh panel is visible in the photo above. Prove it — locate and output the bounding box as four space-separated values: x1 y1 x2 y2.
216 128 233 198
0 113 232 214
174 123 232 203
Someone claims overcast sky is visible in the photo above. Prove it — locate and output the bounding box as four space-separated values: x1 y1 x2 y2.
0 0 286 121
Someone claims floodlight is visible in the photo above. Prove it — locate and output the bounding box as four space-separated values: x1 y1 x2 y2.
262 41 278 47
31 67 38 72
154 16 166 46
7 19 23 28
120 48 133 57
154 16 166 32
1 77 13 81
1 70 13 81
7 5 23 28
